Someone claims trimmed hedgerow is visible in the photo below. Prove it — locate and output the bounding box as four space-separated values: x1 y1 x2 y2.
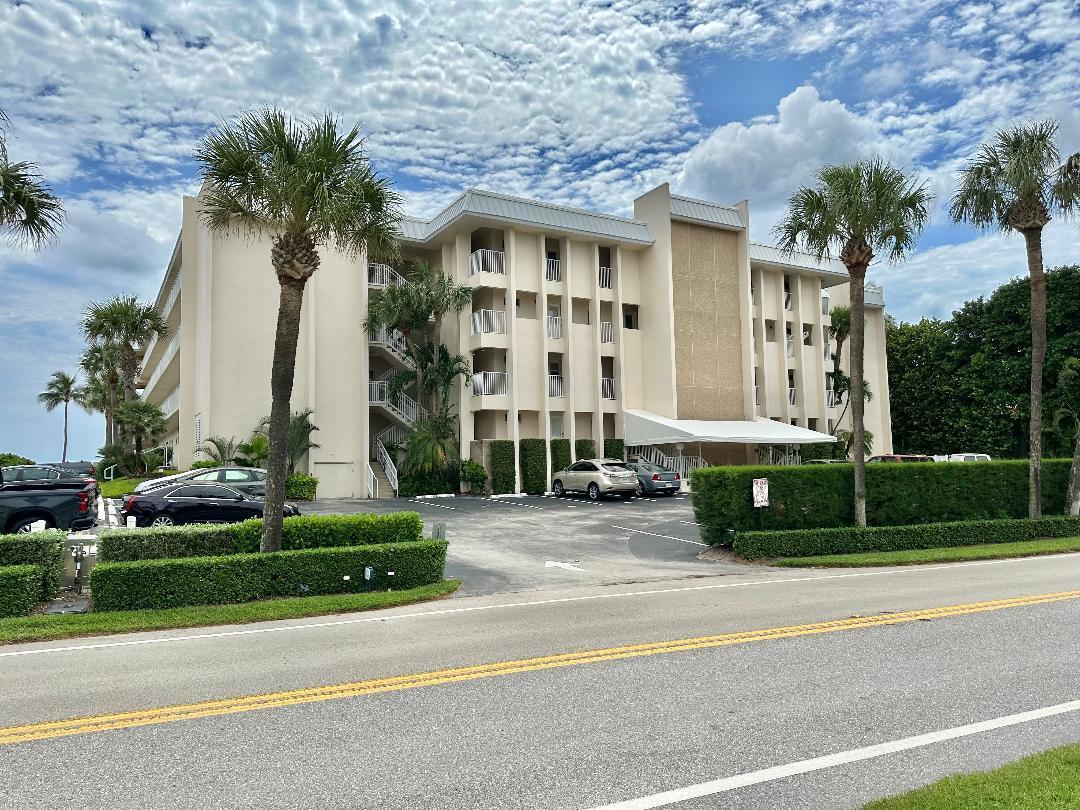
285 473 318 501
0 565 39 618
733 515 1080 559
91 540 449 612
490 440 516 494
550 439 572 475
575 439 596 460
0 531 65 600
603 438 625 460
692 459 1072 540
519 439 548 495
98 512 426 562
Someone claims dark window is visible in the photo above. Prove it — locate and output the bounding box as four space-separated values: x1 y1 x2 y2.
170 486 201 498
200 485 238 499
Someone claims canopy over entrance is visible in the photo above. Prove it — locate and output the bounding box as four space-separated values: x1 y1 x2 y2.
624 409 837 446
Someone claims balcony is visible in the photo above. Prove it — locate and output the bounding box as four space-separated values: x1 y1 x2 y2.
472 371 508 396
548 374 565 398
546 315 563 339
600 321 614 344
368 262 406 287
144 327 180 396
470 249 506 276
786 336 796 359
161 386 180 419
471 309 507 336
598 266 612 289
784 290 793 311
601 377 616 400
788 387 798 406
546 258 561 282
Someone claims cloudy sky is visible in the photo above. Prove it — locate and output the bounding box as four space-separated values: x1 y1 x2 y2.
1 0 1078 462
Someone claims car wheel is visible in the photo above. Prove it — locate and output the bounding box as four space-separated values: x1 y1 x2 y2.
10 516 51 534
635 482 644 497
150 516 175 527
553 480 564 496
587 483 600 501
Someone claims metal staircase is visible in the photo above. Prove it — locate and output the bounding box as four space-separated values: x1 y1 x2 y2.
627 444 708 479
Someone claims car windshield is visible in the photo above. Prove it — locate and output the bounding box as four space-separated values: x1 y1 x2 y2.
636 462 666 472
602 463 633 472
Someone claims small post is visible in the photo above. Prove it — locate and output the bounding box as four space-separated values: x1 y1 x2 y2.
126 516 137 529
432 522 446 541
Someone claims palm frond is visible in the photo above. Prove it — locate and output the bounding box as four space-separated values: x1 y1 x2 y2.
0 159 65 249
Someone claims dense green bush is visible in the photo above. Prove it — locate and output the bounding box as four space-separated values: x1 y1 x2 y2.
692 459 1072 539
733 515 1080 559
519 439 548 494
0 452 34 467
189 460 219 470
398 465 457 497
0 565 39 617
800 442 844 462
98 512 425 562
550 439 572 474
0 530 65 599
458 459 488 494
490 440 516 494
603 439 625 460
285 473 318 500
91 540 449 611
575 439 596 460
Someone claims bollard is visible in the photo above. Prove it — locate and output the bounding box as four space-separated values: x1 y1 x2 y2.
432 522 447 540
126 516 137 529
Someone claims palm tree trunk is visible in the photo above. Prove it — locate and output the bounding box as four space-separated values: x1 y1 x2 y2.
1023 228 1046 518
62 400 69 463
849 268 868 527
108 377 118 446
1067 427 1080 516
262 278 306 553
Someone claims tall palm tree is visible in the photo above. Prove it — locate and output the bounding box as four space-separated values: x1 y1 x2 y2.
776 158 931 526
37 371 87 462
80 344 122 445
82 296 167 401
114 399 167 473
0 109 65 249
950 120 1079 518
197 110 401 551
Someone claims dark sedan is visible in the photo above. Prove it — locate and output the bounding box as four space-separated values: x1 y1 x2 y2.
628 462 681 496
121 482 299 527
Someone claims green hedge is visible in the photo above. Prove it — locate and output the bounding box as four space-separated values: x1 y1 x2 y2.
490 440 516 494
733 515 1080 559
551 439 571 474
519 439 548 495
285 473 318 501
603 439 625 460
91 540 449 611
98 512 425 562
575 439 596 460
692 459 1072 539
0 530 65 600
0 565 39 617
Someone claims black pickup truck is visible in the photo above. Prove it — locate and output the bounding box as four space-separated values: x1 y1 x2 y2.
0 468 99 534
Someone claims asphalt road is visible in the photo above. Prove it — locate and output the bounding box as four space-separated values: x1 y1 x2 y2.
4 552 1080 808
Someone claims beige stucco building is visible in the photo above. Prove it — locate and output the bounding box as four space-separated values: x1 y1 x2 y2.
139 182 892 498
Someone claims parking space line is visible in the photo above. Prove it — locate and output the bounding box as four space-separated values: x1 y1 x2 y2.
409 499 456 510
679 520 699 526
610 525 707 547
485 498 544 510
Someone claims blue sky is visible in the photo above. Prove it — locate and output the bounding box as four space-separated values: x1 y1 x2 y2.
1 0 1078 463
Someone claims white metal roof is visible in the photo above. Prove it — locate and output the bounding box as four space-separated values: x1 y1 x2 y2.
402 188 653 245
748 242 849 283
624 409 836 446
669 193 745 229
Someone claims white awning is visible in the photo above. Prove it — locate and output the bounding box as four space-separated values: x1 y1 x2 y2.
624 409 837 446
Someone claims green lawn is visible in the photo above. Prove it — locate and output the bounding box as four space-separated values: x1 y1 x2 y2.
774 536 1080 568
864 742 1080 808
0 580 460 645
98 477 147 499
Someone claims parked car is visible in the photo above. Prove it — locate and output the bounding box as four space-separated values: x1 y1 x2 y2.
804 459 848 464
0 469 99 534
44 460 96 478
551 459 638 500
1 464 94 482
933 453 992 462
628 461 681 496
134 466 268 496
121 481 299 527
867 455 934 463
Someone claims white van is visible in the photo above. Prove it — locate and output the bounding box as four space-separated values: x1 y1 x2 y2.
933 453 991 462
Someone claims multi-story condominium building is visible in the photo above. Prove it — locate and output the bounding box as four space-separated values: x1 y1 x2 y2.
139 182 892 498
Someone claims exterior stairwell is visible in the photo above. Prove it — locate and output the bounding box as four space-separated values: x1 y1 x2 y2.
368 460 395 499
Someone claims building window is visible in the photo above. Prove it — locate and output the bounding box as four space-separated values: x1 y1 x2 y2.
550 412 564 438
622 304 639 330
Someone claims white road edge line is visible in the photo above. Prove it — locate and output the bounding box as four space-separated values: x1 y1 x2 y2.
584 698 1080 810
6 552 1080 658
610 525 708 547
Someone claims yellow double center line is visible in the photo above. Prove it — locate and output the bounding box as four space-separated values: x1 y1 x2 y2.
3 589 1079 747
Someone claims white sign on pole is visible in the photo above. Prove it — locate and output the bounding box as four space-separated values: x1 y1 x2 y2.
752 477 769 508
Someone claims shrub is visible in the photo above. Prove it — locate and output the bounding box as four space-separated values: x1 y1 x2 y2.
733 515 1080 559
459 459 488 494
0 452 34 467
692 459 1072 539
98 512 425 562
398 466 456 497
91 540 449 611
0 565 39 617
603 439 625 460
550 439 572 474
190 460 219 470
285 473 318 501
0 531 65 599
490 440 516 494
519 439 548 494
800 442 843 462
575 439 596 460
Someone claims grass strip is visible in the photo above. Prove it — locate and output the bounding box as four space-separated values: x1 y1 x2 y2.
864 742 1080 809
0 580 460 645
774 536 1080 568
97 477 146 499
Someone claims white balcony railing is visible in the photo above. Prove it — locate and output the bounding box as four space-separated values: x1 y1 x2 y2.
628 444 706 480
366 462 378 499
144 327 180 395
368 262 406 287
161 386 180 418
472 371 508 396
369 380 426 424
471 309 507 335
826 390 841 408
784 290 793 310
470 249 506 276
545 258 561 282
786 336 796 359
600 321 614 344
370 326 414 368
788 387 798 406
598 266 612 289
601 377 616 400
548 374 564 398
546 315 562 339
376 439 398 494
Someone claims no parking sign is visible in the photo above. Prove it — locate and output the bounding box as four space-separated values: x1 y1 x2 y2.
752 477 769 508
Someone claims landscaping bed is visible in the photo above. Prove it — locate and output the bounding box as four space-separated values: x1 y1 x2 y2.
775 536 1080 567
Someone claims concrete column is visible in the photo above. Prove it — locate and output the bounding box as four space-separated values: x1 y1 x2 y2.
612 244 627 447
538 232 552 486
506 229 522 491
456 232 474 461
590 241 603 450
563 236 578 460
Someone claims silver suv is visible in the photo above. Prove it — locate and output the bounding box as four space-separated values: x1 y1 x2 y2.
551 459 638 500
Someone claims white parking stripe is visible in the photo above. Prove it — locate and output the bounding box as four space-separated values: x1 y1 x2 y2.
610 525 707 547
409 499 456 510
